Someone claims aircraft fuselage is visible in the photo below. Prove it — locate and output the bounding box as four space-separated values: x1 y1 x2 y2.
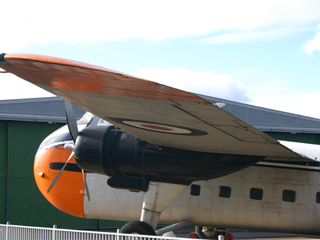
34 123 320 235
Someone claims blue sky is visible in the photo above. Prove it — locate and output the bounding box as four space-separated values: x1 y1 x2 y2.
1 0 320 118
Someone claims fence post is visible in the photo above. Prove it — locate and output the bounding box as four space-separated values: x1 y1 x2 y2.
52 225 57 240
117 229 120 240
218 235 225 240
5 222 10 240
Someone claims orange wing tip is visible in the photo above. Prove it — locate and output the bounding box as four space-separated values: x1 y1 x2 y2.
3 53 126 76
2 53 210 103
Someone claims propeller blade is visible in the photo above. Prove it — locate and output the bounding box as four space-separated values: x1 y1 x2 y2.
64 101 78 142
87 115 100 127
48 105 97 196
82 169 91 202
47 151 74 193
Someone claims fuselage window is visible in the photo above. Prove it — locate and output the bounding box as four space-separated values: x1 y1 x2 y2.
282 190 296 202
219 186 231 198
250 188 263 200
316 192 320 203
190 184 201 196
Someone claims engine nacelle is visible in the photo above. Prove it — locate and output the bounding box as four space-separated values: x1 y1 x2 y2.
74 125 263 184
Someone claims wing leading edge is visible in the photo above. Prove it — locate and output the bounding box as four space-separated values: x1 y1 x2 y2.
0 53 313 163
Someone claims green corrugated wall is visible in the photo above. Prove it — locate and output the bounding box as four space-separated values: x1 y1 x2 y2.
0 121 8 225
0 120 123 229
267 132 320 144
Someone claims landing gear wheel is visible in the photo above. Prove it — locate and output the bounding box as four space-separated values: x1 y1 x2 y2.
195 226 226 239
120 221 156 235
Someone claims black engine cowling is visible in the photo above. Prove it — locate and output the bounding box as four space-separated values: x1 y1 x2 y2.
74 125 263 184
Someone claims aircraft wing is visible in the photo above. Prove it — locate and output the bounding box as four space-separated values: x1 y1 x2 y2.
0 53 313 163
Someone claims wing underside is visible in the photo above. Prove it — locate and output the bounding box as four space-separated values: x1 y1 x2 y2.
0 53 314 163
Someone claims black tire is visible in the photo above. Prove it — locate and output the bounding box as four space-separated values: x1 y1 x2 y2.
120 221 156 235
195 226 226 239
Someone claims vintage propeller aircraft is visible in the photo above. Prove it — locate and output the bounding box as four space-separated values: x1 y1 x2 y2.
0 53 320 238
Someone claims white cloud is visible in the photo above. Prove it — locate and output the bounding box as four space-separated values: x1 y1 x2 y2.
0 73 55 100
232 68 276 78
247 81 320 119
201 27 306 44
250 92 320 119
132 68 250 102
2 0 320 51
248 80 291 95
300 24 320 54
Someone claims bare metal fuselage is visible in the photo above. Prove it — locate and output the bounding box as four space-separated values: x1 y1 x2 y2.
84 164 320 235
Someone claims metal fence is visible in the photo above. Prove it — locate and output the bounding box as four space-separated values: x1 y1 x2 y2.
0 223 190 240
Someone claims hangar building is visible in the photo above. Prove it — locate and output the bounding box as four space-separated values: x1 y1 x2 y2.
0 96 319 229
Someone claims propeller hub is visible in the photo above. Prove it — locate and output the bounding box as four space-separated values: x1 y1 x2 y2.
64 143 75 150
